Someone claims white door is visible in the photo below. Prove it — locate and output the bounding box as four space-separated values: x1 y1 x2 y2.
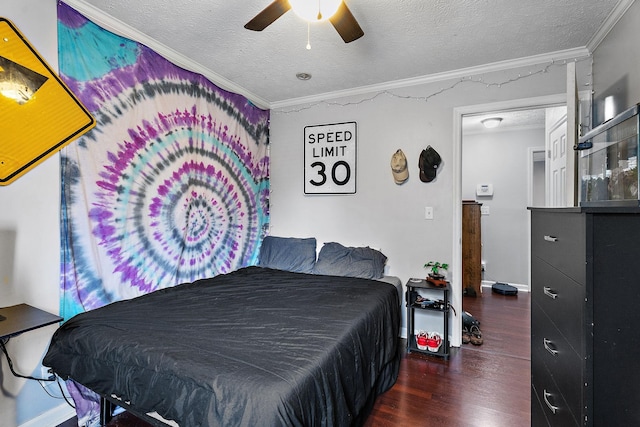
546 116 568 207
546 63 579 207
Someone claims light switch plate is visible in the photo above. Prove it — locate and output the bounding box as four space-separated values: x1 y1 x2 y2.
425 207 433 220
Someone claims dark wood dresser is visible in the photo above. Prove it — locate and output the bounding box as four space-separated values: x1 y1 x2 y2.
462 200 482 296
530 207 640 426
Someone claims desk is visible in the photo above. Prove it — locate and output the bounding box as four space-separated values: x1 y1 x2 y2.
0 304 62 340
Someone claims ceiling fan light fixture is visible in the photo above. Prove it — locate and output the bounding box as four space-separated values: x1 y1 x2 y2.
481 117 503 129
245 0 363 44
289 0 342 23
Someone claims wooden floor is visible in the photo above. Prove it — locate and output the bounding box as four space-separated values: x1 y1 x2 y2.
59 289 531 427
364 289 531 427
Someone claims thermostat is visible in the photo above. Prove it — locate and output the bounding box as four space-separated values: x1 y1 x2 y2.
476 184 494 197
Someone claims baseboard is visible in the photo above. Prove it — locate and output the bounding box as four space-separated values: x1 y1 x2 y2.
400 326 407 339
481 280 530 292
19 403 75 427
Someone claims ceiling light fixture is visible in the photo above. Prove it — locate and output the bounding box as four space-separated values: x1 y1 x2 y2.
481 117 503 129
289 0 342 22
296 72 312 81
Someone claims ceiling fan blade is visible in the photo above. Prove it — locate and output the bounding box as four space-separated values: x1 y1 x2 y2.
245 0 291 31
329 2 364 43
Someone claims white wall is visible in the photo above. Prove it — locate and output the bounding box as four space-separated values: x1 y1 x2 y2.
0 1 74 426
462 126 545 287
269 63 588 337
592 0 640 123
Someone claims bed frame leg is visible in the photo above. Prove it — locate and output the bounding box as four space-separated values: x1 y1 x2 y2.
100 396 113 426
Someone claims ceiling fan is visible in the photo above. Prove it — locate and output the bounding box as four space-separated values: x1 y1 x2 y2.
244 0 364 43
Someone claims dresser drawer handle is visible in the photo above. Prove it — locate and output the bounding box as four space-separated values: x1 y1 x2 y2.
543 235 558 242
543 338 558 356
543 287 558 299
543 389 559 414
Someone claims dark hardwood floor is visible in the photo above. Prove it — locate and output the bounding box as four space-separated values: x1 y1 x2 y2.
364 289 531 427
58 290 530 427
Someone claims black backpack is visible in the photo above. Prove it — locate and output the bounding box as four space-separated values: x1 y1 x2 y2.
462 311 480 330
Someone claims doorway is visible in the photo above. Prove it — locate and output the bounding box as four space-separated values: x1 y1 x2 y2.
461 108 551 295
450 94 567 346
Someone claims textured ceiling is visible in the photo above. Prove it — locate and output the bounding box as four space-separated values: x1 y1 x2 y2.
464 109 548 134
66 0 621 107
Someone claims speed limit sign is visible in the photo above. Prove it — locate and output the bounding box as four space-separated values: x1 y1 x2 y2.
304 122 357 194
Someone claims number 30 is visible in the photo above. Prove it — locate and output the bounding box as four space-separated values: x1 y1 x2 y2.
309 161 351 186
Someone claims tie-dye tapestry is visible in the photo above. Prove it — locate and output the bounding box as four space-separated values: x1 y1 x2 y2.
57 2 270 322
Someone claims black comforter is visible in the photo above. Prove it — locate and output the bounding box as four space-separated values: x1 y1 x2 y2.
44 267 400 426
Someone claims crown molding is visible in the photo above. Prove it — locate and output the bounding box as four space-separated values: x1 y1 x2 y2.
271 47 591 109
587 0 636 52
61 0 628 112
61 0 271 110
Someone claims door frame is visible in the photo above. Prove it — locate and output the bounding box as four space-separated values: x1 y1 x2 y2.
527 146 546 208
527 145 546 292
451 94 566 346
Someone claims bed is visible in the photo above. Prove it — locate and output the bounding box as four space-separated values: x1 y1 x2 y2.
43 238 401 426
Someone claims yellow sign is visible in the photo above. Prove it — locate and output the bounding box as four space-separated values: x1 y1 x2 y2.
0 18 95 185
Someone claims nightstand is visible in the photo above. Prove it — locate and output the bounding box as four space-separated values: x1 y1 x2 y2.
0 303 61 340
406 279 450 358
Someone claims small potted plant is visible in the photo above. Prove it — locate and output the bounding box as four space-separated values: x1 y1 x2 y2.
424 261 449 287
424 261 448 280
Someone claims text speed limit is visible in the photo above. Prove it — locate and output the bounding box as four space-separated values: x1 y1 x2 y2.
304 122 356 194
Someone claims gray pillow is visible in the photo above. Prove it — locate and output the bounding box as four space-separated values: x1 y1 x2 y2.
258 236 317 273
313 242 387 279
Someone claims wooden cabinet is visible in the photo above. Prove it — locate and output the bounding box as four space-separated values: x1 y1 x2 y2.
530 207 640 426
462 201 482 296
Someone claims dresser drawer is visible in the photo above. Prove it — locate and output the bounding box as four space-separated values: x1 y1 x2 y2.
532 257 584 354
532 383 551 427
532 301 583 423
531 358 581 426
531 211 586 284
